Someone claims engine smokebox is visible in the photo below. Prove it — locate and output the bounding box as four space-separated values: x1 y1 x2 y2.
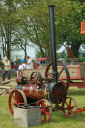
47 82 67 104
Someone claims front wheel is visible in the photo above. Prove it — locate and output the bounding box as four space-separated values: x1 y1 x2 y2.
8 89 27 116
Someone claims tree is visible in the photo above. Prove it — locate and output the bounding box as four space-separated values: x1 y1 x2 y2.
16 0 85 58
0 0 85 59
0 0 25 59
55 0 85 57
15 0 54 58
0 0 18 59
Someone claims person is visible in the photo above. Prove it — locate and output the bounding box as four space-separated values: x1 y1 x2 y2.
17 59 30 77
18 59 30 69
0 56 11 81
26 56 34 69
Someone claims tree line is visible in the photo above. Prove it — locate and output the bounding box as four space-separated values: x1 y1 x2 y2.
0 0 85 60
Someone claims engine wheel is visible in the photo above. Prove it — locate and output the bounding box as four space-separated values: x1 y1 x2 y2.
45 61 70 90
30 72 42 88
62 97 78 117
36 99 52 123
8 89 27 116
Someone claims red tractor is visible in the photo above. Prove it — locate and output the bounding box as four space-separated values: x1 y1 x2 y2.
34 57 51 68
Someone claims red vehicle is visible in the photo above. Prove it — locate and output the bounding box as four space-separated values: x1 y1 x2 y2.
34 57 51 68
10 61 19 69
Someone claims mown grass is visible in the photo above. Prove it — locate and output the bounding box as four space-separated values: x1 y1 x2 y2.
0 86 85 128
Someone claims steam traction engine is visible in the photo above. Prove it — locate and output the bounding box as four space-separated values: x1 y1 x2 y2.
8 5 78 123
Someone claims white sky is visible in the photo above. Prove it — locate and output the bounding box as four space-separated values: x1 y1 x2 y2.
12 47 64 60
12 47 36 60
27 46 35 59
27 45 65 59
12 44 85 61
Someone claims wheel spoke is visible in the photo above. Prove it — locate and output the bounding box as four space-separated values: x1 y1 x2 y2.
44 113 46 122
70 105 76 109
58 78 66 84
65 101 69 107
42 101 44 106
58 67 64 77
41 108 45 113
32 80 35 83
47 72 53 77
9 103 17 106
18 102 25 105
18 94 22 102
33 74 35 79
36 73 39 79
44 110 50 116
69 98 71 107
42 107 47 113
36 80 41 84
36 99 52 122
11 94 17 103
70 109 76 115
16 90 18 100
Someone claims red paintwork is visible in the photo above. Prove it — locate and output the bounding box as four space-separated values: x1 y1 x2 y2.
34 65 38 69
36 99 51 122
8 89 26 116
62 97 78 117
11 61 19 69
70 82 85 89
23 84 45 100
35 57 49 61
78 108 85 112
66 47 75 58
35 57 50 68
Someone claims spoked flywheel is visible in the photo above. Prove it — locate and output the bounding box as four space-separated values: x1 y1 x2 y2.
45 61 70 90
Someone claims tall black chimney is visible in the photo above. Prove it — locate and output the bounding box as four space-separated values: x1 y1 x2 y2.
49 5 58 82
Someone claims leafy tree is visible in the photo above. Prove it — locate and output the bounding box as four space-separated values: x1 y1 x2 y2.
15 0 55 58
16 0 85 58
55 0 85 57
0 0 20 59
0 0 85 60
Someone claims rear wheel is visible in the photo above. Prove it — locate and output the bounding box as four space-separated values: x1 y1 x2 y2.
62 97 78 117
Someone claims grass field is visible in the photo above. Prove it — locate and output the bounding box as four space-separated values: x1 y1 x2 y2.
0 86 85 128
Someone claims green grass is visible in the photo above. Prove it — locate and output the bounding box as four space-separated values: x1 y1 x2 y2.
1 87 85 128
